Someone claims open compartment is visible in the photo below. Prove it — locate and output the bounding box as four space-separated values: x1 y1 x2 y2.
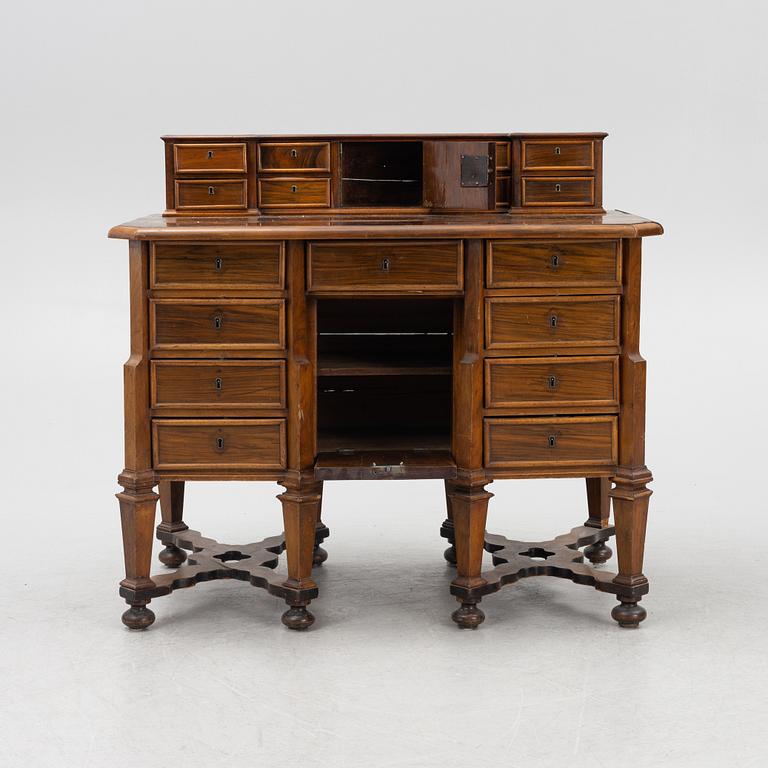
315 298 455 479
340 141 423 207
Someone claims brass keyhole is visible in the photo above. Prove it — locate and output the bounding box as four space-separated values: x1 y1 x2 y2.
551 253 560 269
214 315 223 330
207 150 215 159
291 184 298 193
215 377 223 391
547 375 558 390
554 183 561 193
549 314 558 329
208 186 215 195
216 437 225 450
290 148 298 158
381 258 390 272
554 146 561 155
547 435 557 448
215 257 223 271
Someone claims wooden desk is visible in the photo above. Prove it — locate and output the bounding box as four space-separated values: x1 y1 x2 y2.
110 134 662 631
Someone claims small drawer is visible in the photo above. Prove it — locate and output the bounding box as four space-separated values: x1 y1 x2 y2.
484 416 617 469
151 361 286 410
307 240 463 294
521 177 594 206
485 296 619 351
151 242 284 290
485 356 618 410
152 419 286 470
258 178 330 208
521 140 594 170
175 179 247 210
258 142 331 172
495 174 510 207
173 143 247 174
151 299 285 351
487 240 619 288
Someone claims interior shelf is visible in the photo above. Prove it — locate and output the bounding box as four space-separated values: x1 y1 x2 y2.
317 351 451 377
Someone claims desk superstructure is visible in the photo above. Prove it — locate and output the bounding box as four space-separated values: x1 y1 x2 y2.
110 133 661 631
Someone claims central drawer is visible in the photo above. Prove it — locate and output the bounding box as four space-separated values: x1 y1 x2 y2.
485 416 617 469
307 240 463 294
151 299 285 351
152 419 286 470
151 361 285 410
485 296 619 351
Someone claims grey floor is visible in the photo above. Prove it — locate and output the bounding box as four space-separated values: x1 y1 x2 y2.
2 477 765 768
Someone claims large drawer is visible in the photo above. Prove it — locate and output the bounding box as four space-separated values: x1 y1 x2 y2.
173 143 247 174
152 419 286 470
175 179 247 210
485 416 617 469
258 142 331 172
521 140 594 171
521 177 594 206
307 240 463 294
487 240 620 288
258 177 330 208
485 356 619 409
151 361 286 410
151 242 284 290
485 296 619 351
151 299 285 351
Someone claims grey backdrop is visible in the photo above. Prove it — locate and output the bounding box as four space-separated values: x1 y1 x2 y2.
1 2 766 767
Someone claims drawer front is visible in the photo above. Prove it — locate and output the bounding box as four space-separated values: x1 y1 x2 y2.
174 143 247 174
522 177 594 206
495 141 511 171
151 242 284 290
153 419 286 470
152 361 286 409
258 142 331 172
522 140 594 170
258 178 330 208
151 299 285 350
175 179 247 210
487 240 619 288
486 296 619 350
485 416 617 468
485 357 618 409
307 240 463 293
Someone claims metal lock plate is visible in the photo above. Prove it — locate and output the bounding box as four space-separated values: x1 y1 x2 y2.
460 154 490 187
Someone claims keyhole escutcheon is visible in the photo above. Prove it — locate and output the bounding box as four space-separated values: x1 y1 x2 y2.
208 185 215 195
547 375 558 390
213 315 223 330
290 148 298 158
214 257 223 271
216 437 225 450
547 435 557 448
381 258 390 272
549 313 558 329
207 150 215 159
215 377 223 391
554 183 561 193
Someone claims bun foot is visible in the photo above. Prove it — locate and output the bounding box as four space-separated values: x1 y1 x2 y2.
282 605 315 631
451 602 485 629
584 540 613 565
444 545 457 565
122 603 155 630
158 544 187 568
312 546 328 566
612 600 647 628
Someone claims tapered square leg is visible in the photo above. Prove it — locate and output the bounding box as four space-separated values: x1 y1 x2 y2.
278 476 321 630
157 480 188 568
117 471 159 630
449 481 493 628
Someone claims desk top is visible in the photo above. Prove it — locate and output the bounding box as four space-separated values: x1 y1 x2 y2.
109 210 663 241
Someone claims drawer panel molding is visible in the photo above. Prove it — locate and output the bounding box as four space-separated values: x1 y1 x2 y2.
258 142 331 172
522 140 594 171
151 361 286 409
151 299 285 351
485 416 617 468
151 242 284 290
485 356 619 409
153 419 286 470
485 296 619 350
487 240 620 288
258 178 330 208
175 179 247 210
174 143 247 174
522 177 594 206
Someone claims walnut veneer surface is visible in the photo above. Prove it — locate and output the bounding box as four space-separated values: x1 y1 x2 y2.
111 133 661 632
